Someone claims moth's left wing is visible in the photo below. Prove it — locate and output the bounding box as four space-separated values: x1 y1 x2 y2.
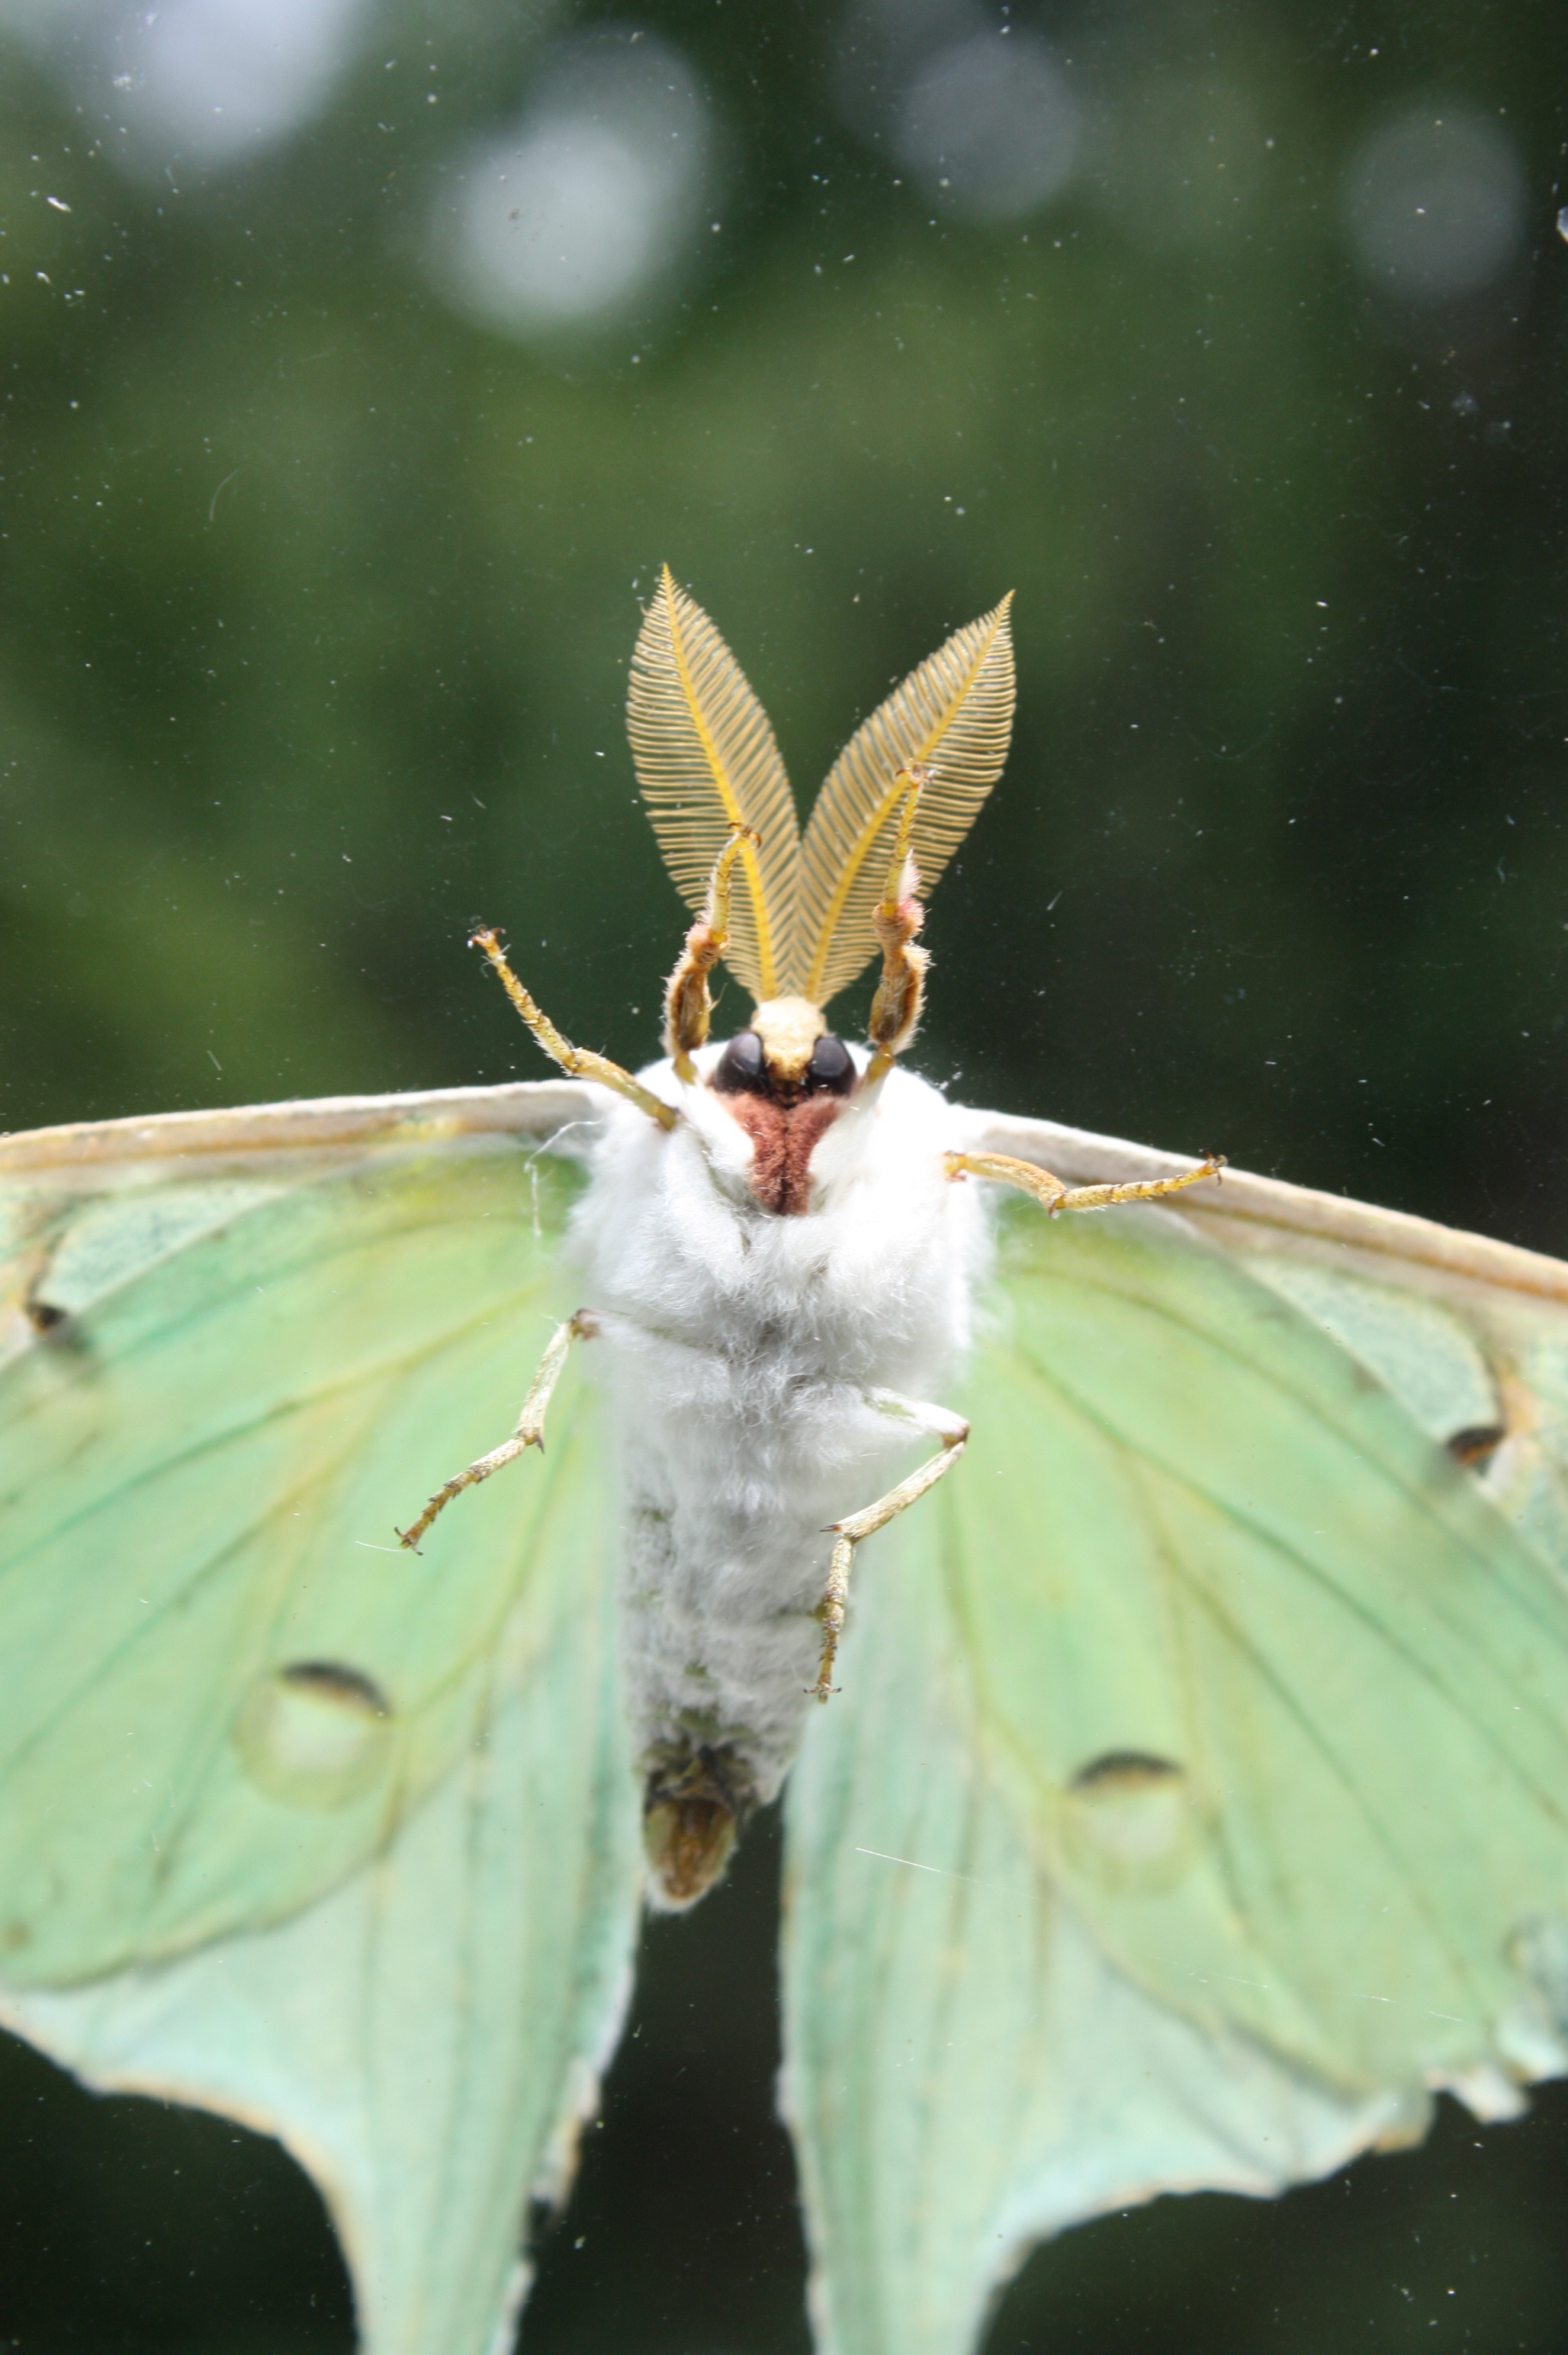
966 1107 1568 1596
784 1107 1568 2355
0 1084 643 2355
782 1537 1410 2355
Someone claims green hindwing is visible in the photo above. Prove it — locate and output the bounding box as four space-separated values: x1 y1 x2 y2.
782 1531 1406 2355
1 1501 637 2355
0 1098 643 2355
785 1190 1568 2355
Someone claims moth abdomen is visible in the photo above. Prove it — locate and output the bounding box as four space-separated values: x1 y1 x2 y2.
640 1739 757 1910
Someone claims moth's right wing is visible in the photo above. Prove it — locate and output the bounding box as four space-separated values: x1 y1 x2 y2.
4 1459 636 2355
0 1083 644 2355
0 1081 618 1986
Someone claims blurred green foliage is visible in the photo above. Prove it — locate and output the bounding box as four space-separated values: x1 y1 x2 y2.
3 0 1568 2347
5 0 1566 1245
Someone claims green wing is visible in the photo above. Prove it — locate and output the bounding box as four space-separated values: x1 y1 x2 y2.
783 1532 1409 2355
0 1084 641 2355
1 1474 635 2355
785 1124 1568 2355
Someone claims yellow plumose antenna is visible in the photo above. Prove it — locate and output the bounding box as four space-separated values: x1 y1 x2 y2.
790 593 1016 1007
628 573 1017 1041
627 566 800 1005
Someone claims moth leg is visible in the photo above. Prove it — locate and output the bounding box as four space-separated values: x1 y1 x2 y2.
470 928 677 1131
664 821 761 1080
396 1309 597 1552
865 766 933 1083
813 1389 969 1701
943 1147 1226 1216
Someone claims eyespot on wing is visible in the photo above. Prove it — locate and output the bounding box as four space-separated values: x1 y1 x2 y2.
234 1660 395 1810
1448 1422 1507 1470
1062 1750 1200 1889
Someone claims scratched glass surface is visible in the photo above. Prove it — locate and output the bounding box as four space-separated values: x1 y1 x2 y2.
2 0 1567 2347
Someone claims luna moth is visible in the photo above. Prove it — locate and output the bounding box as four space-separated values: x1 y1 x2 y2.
2 567 1567 2355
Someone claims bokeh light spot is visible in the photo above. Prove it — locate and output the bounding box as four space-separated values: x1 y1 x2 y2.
1344 106 1525 305
893 31 1078 220
0 0 377 172
432 30 710 339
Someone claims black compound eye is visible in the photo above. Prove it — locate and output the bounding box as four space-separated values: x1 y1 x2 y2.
712 1030 765 1094
805 1033 855 1094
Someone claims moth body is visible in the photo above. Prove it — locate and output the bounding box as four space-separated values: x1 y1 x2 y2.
570 1045 988 1905
403 575 1020 1907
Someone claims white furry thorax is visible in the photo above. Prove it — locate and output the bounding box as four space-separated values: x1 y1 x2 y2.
568 1046 989 1821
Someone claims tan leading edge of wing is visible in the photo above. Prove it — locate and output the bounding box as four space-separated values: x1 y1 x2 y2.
959 1111 1568 1592
14 1089 1564 1312
956 1107 1568 1309
628 568 802 1006
792 596 1016 1010
0 1081 598 1179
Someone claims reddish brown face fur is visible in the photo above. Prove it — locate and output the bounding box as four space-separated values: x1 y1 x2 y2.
708 1021 856 1215
718 1091 845 1216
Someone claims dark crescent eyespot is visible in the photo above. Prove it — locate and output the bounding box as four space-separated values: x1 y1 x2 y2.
278 1660 392 1718
1069 1750 1183 1794
234 1660 394 1810
1448 1423 1506 1470
804 1033 855 1094
712 1030 766 1094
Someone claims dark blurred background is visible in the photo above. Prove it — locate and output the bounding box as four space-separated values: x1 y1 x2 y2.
3 0 1568 2345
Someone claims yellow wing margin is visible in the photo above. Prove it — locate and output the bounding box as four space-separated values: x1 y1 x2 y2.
627 567 801 1005
790 595 1015 1009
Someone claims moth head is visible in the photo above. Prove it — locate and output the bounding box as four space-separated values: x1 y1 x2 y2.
697 1007 860 1215
748 995 826 1090
708 996 858 1101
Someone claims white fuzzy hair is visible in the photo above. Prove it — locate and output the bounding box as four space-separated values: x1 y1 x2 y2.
569 1043 990 1817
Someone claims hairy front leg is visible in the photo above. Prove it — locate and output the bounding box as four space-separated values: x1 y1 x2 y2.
864 766 932 1083
813 1387 969 1701
397 1309 597 1551
944 1147 1225 1215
